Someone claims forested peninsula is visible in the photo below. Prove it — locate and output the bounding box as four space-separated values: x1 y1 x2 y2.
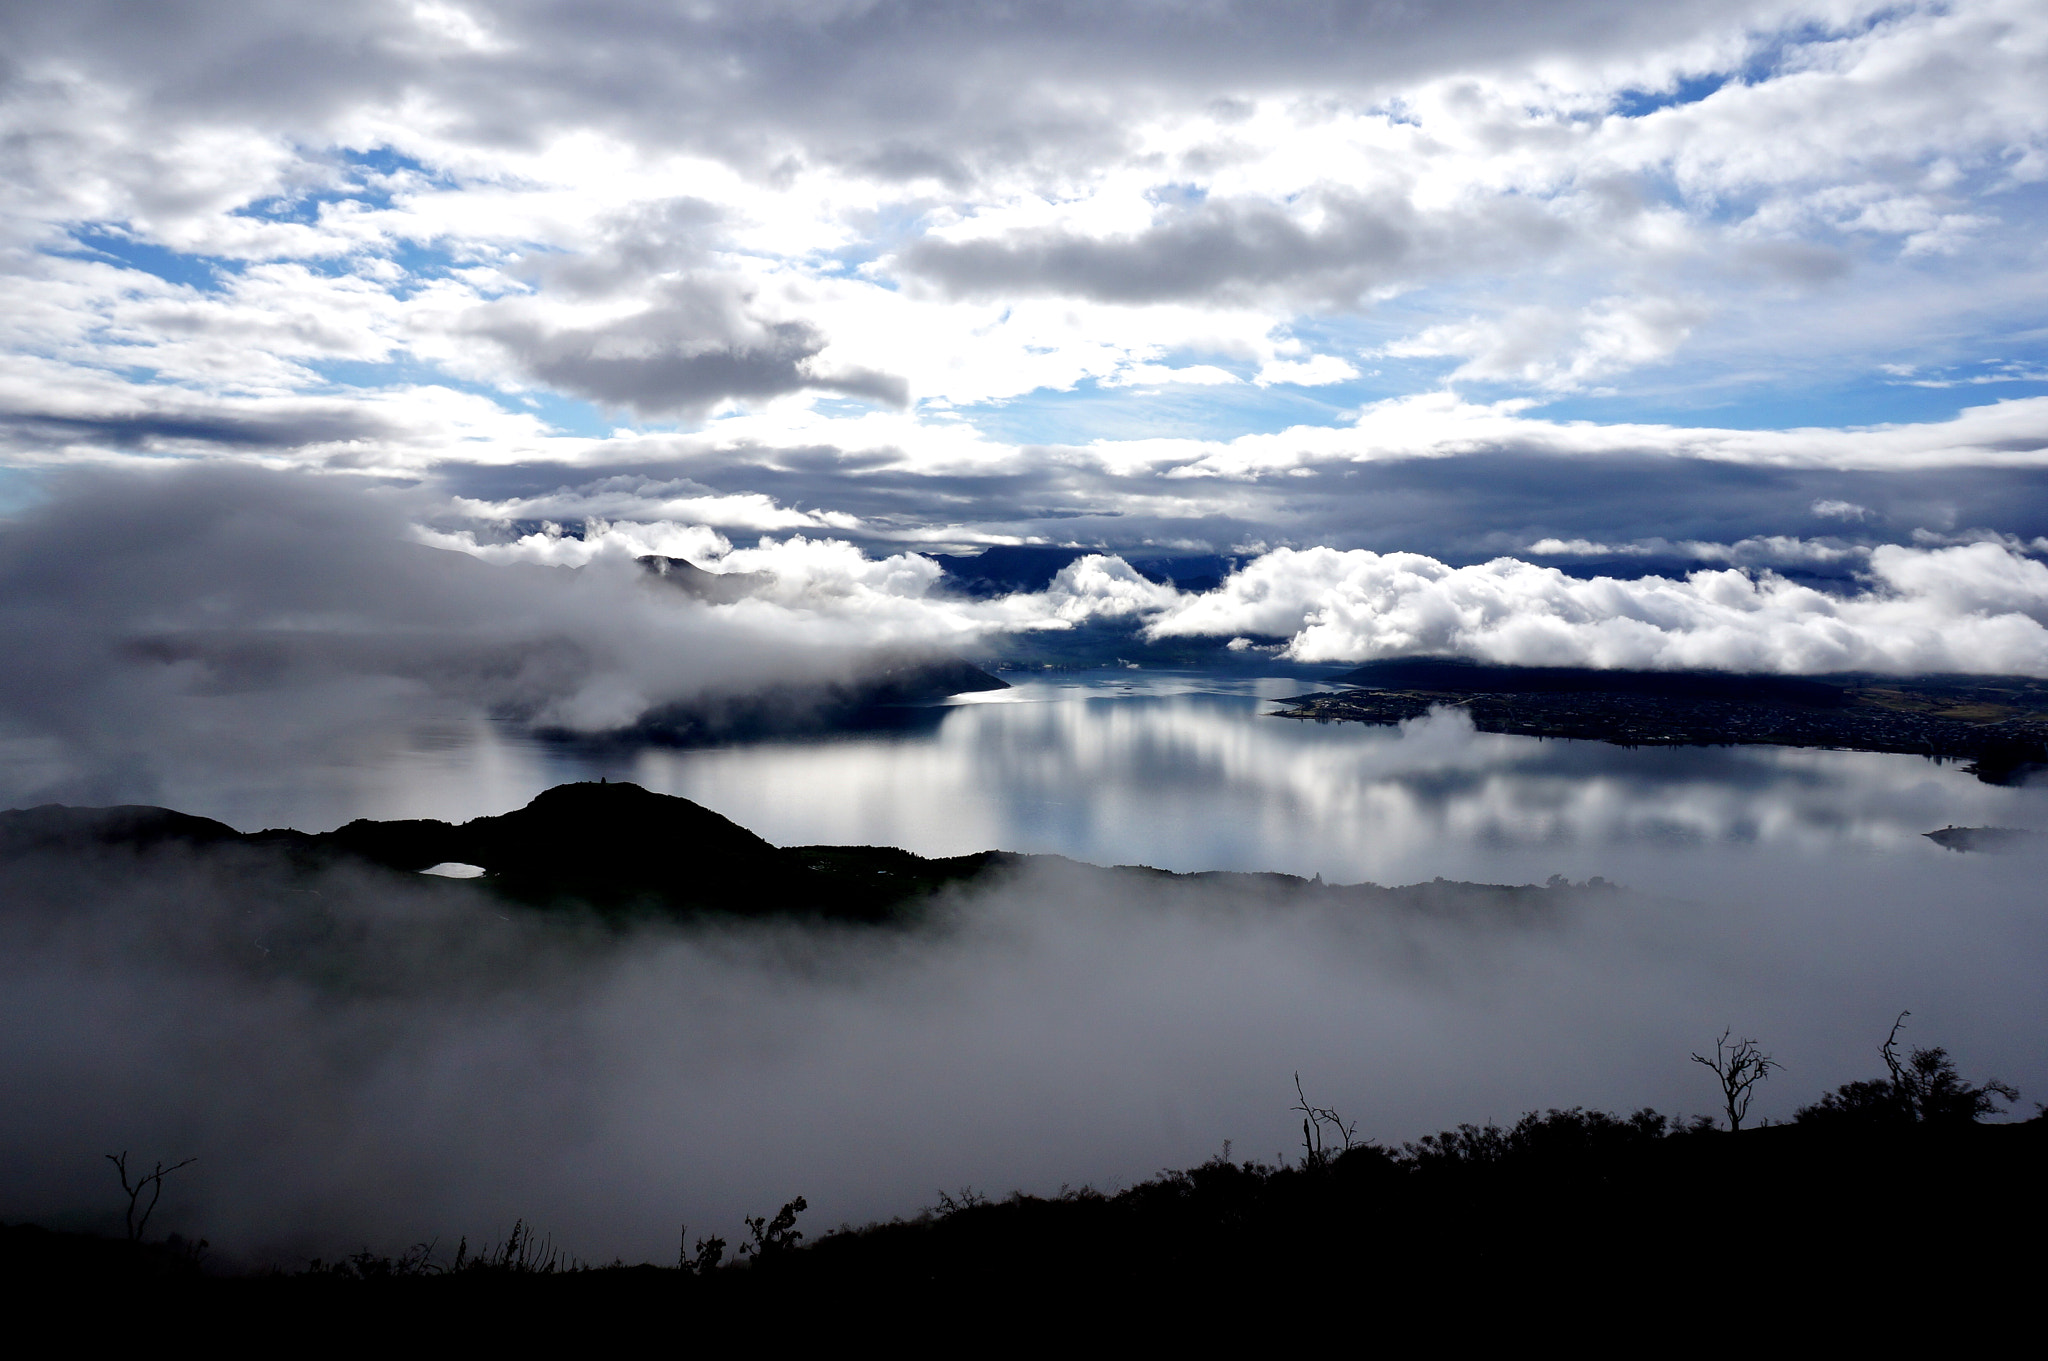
1273 659 2048 783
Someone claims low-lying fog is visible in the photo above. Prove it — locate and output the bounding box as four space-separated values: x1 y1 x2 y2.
2 825 2042 1268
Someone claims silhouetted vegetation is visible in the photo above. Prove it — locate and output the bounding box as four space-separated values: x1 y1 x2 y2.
737 1197 807 1263
14 1027 2036 1341
1796 1011 2021 1127
104 1151 196 1242
1291 1072 1359 1166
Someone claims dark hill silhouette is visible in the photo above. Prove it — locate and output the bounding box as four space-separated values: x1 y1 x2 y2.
449 781 798 911
262 781 1009 919
0 782 1591 925
1335 656 1849 706
1286 660 2048 783
0 804 241 857
1 783 1013 923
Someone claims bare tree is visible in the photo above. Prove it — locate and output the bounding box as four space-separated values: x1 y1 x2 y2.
1690 1029 1783 1131
1293 1072 1359 1168
105 1151 197 1242
1878 1009 1915 1089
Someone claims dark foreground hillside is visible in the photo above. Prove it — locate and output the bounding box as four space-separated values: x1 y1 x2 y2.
8 1109 2041 1343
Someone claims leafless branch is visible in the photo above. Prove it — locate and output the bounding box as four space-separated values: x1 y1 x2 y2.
105 1151 197 1242
1690 1028 1783 1131
1881 1010 1911 1086
1292 1072 1359 1167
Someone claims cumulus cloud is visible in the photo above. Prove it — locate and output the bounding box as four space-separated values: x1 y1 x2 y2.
1525 535 1866 567
1527 538 1659 557
458 279 909 419
1159 394 2048 479
1141 541 2048 673
443 478 862 535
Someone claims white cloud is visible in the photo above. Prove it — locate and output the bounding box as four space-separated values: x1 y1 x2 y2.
446 481 861 534
1376 296 1706 390
1154 392 2048 479
1526 538 1656 556
1143 541 2048 674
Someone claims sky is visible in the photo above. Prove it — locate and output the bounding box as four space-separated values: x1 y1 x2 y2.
4 1 2048 676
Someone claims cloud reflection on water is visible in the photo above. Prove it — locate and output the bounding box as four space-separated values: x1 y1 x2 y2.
128 673 2046 898
623 682 2044 893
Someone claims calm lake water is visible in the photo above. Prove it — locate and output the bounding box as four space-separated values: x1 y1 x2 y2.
161 669 2048 897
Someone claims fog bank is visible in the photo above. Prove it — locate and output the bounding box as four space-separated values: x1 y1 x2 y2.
0 468 990 809
1 838 2040 1267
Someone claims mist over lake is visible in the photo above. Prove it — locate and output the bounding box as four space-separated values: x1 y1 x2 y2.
3 673 2041 1266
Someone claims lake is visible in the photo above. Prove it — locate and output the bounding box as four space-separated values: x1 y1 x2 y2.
152 668 2048 898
